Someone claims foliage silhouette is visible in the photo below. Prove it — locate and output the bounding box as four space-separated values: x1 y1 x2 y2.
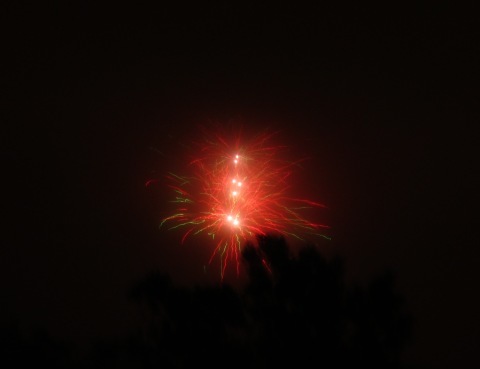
102 234 413 369
1 236 412 368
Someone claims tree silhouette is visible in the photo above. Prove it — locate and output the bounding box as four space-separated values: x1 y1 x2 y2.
108 234 413 369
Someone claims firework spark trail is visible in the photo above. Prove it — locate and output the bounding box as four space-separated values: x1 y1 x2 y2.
153 129 330 279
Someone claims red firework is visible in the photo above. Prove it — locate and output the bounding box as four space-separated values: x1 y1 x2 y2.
151 127 330 278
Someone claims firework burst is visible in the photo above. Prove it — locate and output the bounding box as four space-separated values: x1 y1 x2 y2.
150 127 330 278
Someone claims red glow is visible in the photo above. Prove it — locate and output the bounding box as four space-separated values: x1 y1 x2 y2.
155 128 330 278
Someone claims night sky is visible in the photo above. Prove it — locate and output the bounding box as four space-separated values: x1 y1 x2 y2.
3 3 479 368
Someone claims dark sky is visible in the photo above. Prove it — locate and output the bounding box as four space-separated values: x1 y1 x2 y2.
3 3 479 368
